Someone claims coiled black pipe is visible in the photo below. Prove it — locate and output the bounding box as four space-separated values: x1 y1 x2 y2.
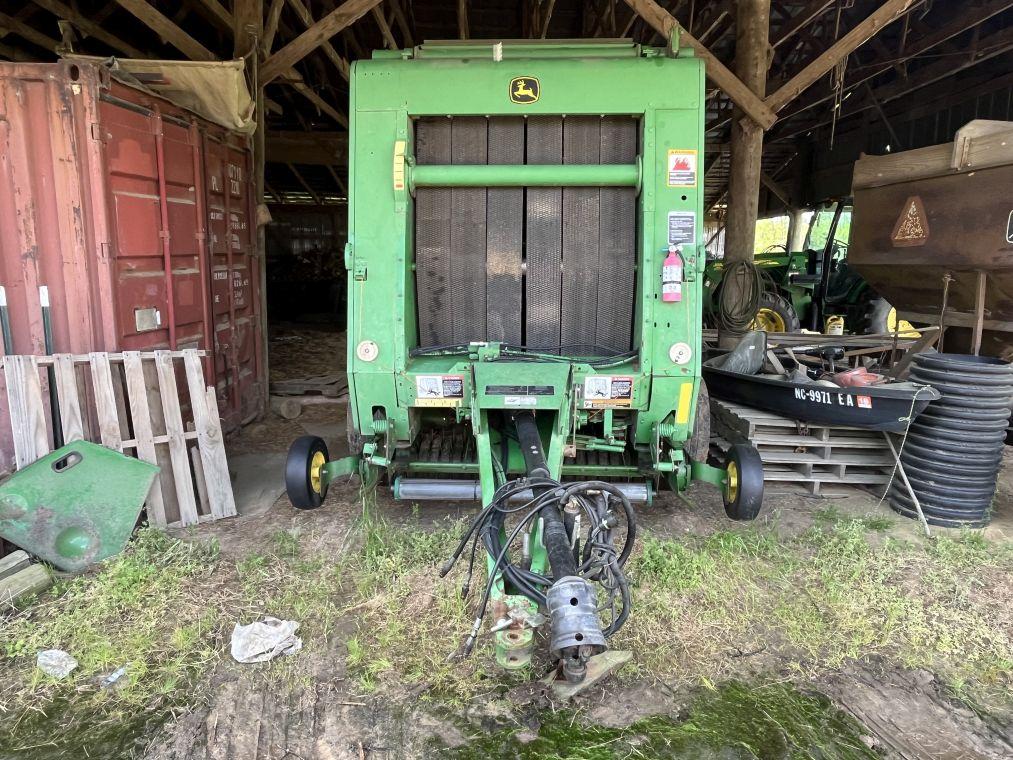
890 353 1013 528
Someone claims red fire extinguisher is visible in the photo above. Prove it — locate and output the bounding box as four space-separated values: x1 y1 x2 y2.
662 246 683 302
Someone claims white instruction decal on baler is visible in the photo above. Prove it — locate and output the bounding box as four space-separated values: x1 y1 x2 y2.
668 211 696 246
414 375 464 407
583 376 633 409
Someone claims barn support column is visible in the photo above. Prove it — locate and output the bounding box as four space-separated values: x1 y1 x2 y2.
721 0 771 346
235 0 270 409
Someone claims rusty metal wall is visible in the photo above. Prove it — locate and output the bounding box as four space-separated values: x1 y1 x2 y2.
0 62 264 474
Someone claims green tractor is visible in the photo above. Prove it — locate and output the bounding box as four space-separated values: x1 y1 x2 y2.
704 201 904 334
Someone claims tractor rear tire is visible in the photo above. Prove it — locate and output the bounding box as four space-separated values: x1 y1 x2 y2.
723 443 764 521
286 435 329 510
860 296 893 335
753 292 801 333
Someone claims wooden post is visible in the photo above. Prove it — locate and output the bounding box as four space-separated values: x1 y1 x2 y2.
234 1 270 412
972 271 987 356
721 0 770 346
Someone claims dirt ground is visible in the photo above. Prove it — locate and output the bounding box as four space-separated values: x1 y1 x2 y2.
137 326 1013 759
5 325 1011 760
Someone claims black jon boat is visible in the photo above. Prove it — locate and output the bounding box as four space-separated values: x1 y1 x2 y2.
703 365 940 432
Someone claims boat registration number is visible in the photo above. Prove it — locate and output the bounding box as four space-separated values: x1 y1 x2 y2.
794 387 872 409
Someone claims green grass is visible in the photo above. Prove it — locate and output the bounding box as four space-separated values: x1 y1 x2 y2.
615 520 1013 707
2 509 1010 757
0 529 224 757
437 681 878 759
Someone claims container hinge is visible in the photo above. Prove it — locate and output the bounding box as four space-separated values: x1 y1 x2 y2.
90 123 106 142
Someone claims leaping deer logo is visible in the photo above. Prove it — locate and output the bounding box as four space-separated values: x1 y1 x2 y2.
510 77 539 104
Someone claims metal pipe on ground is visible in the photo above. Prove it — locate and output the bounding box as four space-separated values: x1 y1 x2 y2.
393 478 651 504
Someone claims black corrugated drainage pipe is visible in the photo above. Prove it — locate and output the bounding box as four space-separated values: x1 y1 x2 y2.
891 353 1013 528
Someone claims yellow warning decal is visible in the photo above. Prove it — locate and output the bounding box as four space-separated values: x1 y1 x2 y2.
675 382 694 424
393 140 406 191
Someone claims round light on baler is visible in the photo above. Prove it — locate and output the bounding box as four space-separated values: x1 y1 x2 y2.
669 342 692 364
356 340 379 362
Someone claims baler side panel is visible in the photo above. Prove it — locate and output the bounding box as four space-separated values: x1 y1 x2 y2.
347 108 407 438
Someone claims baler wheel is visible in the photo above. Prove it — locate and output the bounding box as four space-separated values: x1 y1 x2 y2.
286 435 330 510
722 443 764 521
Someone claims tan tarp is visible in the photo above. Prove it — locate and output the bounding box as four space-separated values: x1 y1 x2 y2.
66 56 255 134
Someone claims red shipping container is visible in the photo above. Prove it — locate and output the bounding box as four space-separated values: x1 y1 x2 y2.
0 61 264 475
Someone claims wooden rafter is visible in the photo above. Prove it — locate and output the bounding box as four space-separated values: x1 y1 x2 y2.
326 164 348 196
263 0 285 54
772 24 1013 144
458 0 469 40
112 0 215 61
281 73 349 128
372 4 398 50
776 0 1013 126
261 0 383 84
193 0 232 33
388 0 414 47
285 0 351 81
541 0 557 38
771 0 834 49
764 0 919 114
0 10 59 53
31 0 144 57
286 162 320 204
623 0 777 129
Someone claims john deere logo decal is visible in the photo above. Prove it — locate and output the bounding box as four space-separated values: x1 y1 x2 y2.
510 77 539 104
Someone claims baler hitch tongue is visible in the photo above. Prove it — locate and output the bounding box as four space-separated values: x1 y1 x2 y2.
513 411 607 683
441 411 633 684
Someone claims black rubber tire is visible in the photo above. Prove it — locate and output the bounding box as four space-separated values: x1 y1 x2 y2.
685 380 711 463
756 292 801 333
286 435 329 510
723 443 764 521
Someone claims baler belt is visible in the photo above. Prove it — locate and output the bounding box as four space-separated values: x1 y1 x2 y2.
414 115 638 352
414 119 453 345
561 117 601 351
450 117 489 343
598 117 637 353
486 117 524 344
525 116 563 350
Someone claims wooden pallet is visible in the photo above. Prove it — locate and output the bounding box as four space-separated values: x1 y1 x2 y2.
2 349 235 527
711 399 892 496
270 373 348 399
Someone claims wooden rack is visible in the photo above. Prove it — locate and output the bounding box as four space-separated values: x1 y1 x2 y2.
2 349 235 527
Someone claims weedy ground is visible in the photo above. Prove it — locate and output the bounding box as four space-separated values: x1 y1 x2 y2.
1 500 1011 758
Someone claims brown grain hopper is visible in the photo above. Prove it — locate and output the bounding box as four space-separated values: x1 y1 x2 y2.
850 120 1013 359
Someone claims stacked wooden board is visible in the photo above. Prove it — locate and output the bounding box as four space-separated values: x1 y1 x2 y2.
2 349 235 528
711 398 893 496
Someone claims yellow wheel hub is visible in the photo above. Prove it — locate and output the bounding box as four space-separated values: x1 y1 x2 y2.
725 460 739 503
750 308 786 333
309 451 326 494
